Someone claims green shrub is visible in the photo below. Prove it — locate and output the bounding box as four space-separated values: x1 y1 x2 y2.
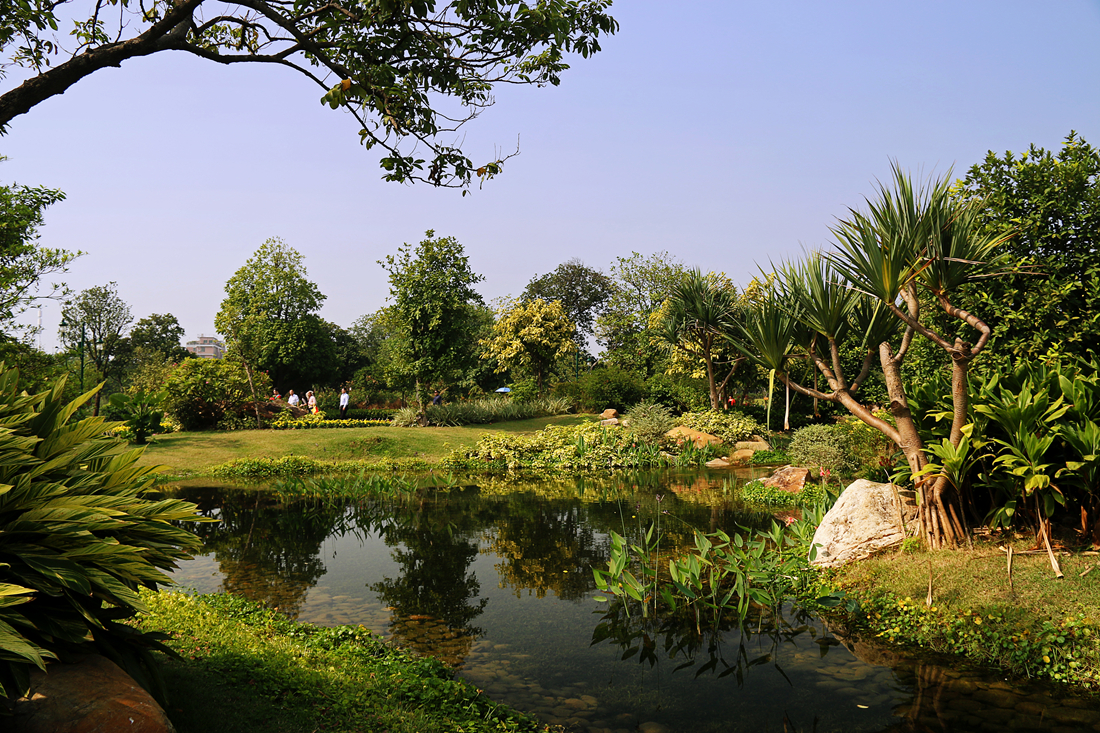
739 479 826 507
788 423 858 476
0 369 206 703
391 396 571 427
442 421 669 471
107 389 166 444
624 401 675 446
749 449 792 465
508 378 539 404
644 374 708 413
163 358 270 431
578 366 645 412
210 455 431 478
675 409 765 445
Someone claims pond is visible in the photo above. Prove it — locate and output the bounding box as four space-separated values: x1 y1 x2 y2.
166 470 1100 733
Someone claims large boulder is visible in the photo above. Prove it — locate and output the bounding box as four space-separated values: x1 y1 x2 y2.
599 408 619 420
734 440 771 452
665 426 722 448
809 479 917 568
727 448 756 464
761 465 812 493
10 654 176 733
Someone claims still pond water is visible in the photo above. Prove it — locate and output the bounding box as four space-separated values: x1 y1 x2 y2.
166 470 1099 733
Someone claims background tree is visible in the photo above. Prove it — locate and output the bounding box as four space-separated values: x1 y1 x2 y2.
481 298 577 393
0 162 79 341
215 237 335 391
597 251 687 377
380 231 484 414
0 0 616 188
944 132 1100 372
522 258 612 350
58 282 133 415
128 313 190 362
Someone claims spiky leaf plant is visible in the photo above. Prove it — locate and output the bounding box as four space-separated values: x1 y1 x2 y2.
0 367 206 705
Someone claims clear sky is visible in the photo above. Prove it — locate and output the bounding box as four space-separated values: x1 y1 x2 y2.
5 0 1100 351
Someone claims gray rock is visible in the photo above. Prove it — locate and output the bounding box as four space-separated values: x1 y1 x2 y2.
705 458 731 469
599 418 620 426
809 479 917 567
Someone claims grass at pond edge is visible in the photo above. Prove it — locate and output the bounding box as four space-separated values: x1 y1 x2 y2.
820 540 1100 691
136 590 559 733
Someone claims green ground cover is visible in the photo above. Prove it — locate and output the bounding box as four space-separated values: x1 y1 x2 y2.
831 535 1100 686
135 591 552 733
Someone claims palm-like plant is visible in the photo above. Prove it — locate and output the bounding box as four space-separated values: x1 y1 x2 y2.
657 270 745 410
0 367 207 704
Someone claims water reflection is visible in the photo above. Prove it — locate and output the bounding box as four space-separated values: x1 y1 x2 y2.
166 473 1100 733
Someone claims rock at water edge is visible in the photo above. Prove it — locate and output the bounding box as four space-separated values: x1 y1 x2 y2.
11 654 176 733
809 479 917 568
761 465 812 493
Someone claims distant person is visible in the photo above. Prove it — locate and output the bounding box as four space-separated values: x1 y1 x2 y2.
339 388 350 418
272 389 281 401
287 390 300 407
307 391 318 414
432 389 443 405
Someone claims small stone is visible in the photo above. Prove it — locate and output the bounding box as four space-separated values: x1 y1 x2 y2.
599 418 620 426
705 458 731 469
664 426 722 448
735 440 771 451
599 409 619 419
728 448 755 464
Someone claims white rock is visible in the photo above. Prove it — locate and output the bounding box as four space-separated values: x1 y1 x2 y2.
809 479 916 568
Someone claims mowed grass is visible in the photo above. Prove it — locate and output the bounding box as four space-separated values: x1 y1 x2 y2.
836 533 1100 623
138 414 595 477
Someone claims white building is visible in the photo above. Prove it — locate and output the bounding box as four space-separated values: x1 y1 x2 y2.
185 335 225 359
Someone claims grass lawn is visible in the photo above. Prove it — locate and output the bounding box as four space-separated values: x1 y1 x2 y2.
138 414 595 477
837 533 1100 624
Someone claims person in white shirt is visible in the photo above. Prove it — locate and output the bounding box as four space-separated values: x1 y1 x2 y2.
287 390 300 407
339 388 350 419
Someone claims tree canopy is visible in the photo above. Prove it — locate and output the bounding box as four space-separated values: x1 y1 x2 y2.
597 251 686 376
0 164 78 339
0 0 617 188
949 132 1100 370
481 297 576 392
380 230 484 410
215 237 335 390
522 258 612 348
58 282 133 414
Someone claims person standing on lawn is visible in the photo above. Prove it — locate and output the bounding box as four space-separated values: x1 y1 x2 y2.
339 388 350 419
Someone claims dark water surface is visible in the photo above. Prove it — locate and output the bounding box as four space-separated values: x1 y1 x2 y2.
166 471 1100 733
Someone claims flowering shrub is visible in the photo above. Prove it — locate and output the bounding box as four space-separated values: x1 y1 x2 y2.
270 412 392 430
675 410 765 445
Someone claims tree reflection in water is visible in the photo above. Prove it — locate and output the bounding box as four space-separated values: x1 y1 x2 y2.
176 486 349 618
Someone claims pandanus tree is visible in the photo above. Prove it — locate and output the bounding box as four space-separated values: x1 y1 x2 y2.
656 270 747 410
735 166 1011 549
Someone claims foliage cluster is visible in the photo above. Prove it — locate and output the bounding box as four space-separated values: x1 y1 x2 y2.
748 449 792 465
442 422 670 472
788 423 860 477
555 365 647 413
593 505 827 628
479 297 576 392
909 357 1100 539
674 410 765 445
162 358 270 431
107 389 165 444
738 479 826 507
853 595 1100 687
136 591 549 733
209 455 431 479
623 401 676 446
392 396 571 428
0 369 205 703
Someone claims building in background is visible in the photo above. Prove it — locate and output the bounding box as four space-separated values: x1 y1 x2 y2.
185 335 225 359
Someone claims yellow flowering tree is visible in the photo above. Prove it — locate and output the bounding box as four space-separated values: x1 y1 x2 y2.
481 299 577 393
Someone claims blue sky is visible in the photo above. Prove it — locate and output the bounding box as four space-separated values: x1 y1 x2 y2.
5 0 1100 351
